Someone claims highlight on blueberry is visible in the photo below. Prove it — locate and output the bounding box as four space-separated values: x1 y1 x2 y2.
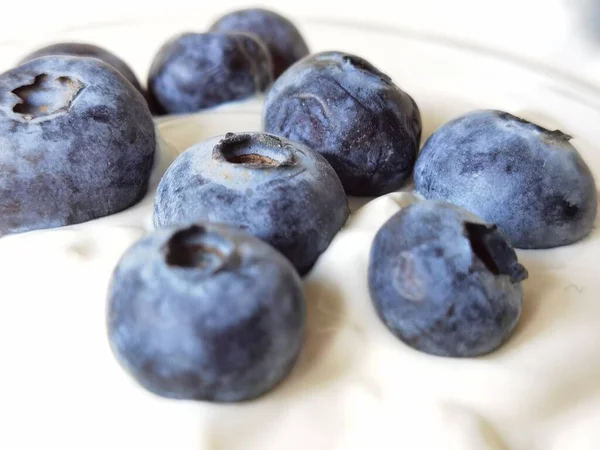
368 200 528 357
107 223 306 402
147 32 272 114
0 56 155 236
414 110 597 248
264 51 422 196
153 132 349 275
209 8 309 78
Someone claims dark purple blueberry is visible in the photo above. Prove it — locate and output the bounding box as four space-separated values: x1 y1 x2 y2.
210 8 309 78
264 51 422 196
147 32 272 114
0 56 155 235
21 43 141 92
108 223 305 402
153 132 349 275
414 110 597 248
369 200 527 357
19 42 152 107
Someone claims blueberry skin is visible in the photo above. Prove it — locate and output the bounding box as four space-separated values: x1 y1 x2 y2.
369 201 528 357
108 223 305 402
153 132 349 275
147 32 272 114
209 8 309 78
0 56 155 235
20 42 144 95
414 110 597 248
21 43 162 116
264 51 422 196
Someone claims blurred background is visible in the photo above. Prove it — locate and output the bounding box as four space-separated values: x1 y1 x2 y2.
1 0 599 88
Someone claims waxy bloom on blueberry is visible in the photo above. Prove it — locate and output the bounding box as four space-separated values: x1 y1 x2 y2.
264 51 422 197
148 32 272 114
153 132 349 275
0 56 155 235
21 42 144 97
210 8 309 78
108 223 305 402
369 201 527 357
414 110 597 248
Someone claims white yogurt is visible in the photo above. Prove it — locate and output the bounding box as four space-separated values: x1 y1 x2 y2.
0 98 599 450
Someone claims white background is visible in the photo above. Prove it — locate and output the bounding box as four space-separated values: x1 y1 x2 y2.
1 0 599 87
1 2 600 450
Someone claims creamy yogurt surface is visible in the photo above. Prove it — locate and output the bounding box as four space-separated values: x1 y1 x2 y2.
1 98 599 450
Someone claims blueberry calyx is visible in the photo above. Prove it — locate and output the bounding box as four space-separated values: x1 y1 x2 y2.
463 222 528 283
496 111 573 143
212 132 297 168
543 129 573 144
11 73 85 121
163 225 237 275
341 54 392 83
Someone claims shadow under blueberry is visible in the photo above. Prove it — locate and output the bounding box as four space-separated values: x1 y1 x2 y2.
512 266 558 340
279 276 349 392
347 196 373 211
495 253 562 354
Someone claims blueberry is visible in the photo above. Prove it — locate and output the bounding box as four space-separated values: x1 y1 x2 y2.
264 51 422 196
147 32 272 114
209 8 309 78
414 110 598 248
153 132 349 275
20 43 164 116
368 200 528 357
0 56 155 236
108 223 305 402
20 42 148 103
